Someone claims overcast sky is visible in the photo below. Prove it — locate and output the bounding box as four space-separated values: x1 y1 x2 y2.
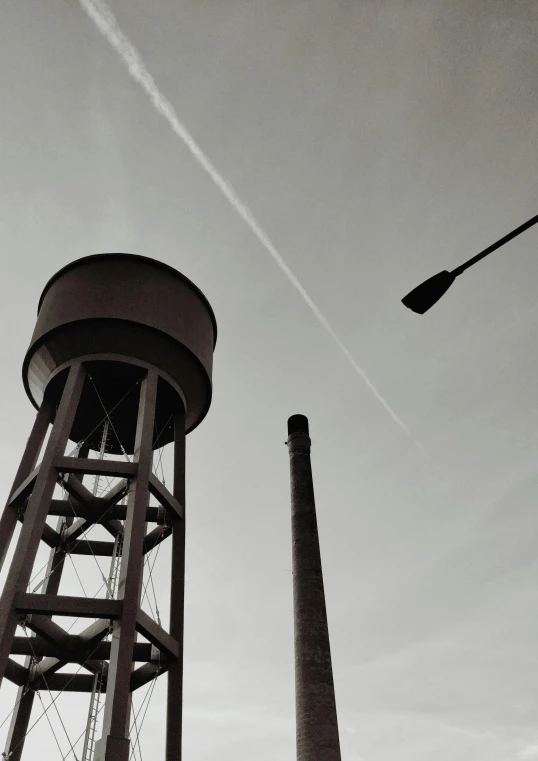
1 1 538 760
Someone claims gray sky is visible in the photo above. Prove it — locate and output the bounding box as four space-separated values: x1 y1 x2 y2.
1 1 538 759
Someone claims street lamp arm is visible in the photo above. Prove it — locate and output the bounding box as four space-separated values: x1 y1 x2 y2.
451 213 538 277
402 212 538 314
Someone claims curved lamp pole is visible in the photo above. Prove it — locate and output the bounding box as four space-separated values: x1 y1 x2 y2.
402 213 538 314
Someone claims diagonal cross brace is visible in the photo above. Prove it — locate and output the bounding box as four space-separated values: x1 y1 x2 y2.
148 474 183 520
60 474 127 539
8 467 41 508
23 616 112 687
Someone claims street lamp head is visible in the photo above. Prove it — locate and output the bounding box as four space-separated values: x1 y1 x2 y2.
401 270 457 314
401 214 538 314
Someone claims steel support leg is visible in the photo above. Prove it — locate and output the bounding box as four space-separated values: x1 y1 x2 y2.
94 370 158 761
3 445 89 761
3 518 70 761
166 410 186 761
0 363 85 686
0 400 52 573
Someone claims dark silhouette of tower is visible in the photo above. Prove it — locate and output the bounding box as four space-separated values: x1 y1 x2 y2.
0 254 216 761
287 415 341 761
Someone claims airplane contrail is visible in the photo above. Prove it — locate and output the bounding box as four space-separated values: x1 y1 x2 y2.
78 0 418 445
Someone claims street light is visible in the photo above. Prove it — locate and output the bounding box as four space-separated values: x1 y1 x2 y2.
402 213 538 314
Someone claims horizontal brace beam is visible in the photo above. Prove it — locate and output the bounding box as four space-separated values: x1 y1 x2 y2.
49 499 161 523
33 672 101 692
49 499 94 517
68 540 117 556
136 609 179 660
36 661 169 692
31 653 108 681
55 456 138 479
11 636 63 659
148 473 183 520
10 637 152 662
15 593 122 619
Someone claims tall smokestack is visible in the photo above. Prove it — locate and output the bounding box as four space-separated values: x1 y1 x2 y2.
287 415 341 761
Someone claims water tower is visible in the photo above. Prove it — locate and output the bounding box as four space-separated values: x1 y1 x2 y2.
0 254 216 760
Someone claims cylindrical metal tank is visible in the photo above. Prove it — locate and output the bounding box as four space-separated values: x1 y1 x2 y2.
23 253 217 453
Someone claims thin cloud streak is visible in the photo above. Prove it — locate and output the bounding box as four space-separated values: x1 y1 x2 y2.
78 0 419 446
519 746 538 759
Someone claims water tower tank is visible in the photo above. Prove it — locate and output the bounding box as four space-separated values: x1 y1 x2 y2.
23 253 217 454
